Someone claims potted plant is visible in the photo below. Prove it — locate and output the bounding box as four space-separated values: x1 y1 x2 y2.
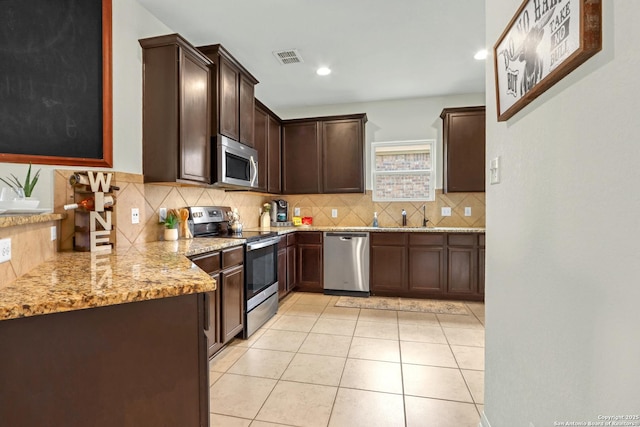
0 163 41 207
162 210 180 241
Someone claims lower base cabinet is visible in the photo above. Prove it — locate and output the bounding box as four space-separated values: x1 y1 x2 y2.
370 232 484 301
295 232 323 292
190 245 244 358
277 233 298 299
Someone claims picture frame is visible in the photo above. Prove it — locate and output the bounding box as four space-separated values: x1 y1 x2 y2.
493 0 601 121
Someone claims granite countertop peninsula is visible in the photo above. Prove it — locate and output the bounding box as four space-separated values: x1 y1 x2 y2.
0 237 244 321
0 213 65 228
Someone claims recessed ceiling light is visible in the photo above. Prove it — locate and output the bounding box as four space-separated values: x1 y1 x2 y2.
316 67 331 76
474 49 488 60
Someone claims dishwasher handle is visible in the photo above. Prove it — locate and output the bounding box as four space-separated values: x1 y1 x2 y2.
325 232 369 239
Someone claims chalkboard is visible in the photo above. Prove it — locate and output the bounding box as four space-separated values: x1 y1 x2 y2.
0 0 112 167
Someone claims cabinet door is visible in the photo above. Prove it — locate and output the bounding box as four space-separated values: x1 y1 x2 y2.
370 245 407 293
253 106 268 192
239 75 255 147
179 50 211 183
447 247 477 295
267 115 282 194
322 119 364 193
297 243 323 292
220 264 244 343
478 247 485 295
287 244 297 290
441 107 486 193
219 59 239 140
408 247 445 294
278 248 287 298
204 275 223 358
282 121 321 194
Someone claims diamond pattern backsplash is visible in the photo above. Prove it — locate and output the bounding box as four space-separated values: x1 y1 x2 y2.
54 171 485 251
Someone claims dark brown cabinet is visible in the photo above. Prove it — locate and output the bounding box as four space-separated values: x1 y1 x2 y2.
254 100 282 193
139 34 212 184
370 232 484 301
296 232 323 292
277 233 298 299
197 44 258 148
190 245 244 358
441 106 486 193
282 114 367 194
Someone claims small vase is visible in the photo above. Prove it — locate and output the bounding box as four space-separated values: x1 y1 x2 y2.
164 228 178 241
261 212 271 229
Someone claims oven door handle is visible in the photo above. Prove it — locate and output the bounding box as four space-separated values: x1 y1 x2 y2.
246 237 281 251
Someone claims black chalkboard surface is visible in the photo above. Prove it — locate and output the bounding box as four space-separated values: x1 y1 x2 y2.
0 0 112 167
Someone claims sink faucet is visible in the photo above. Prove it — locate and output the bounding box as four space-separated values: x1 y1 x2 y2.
422 205 429 227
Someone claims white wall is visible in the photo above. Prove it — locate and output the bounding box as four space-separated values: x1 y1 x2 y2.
484 1 640 426
0 0 171 208
277 93 485 190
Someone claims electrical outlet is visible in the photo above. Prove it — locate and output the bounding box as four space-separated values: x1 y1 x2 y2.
159 207 167 223
294 207 301 216
131 208 140 224
464 207 472 216
441 207 452 216
331 209 338 218
0 238 11 263
50 226 57 241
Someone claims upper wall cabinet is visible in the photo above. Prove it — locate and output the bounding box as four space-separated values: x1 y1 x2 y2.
197 44 259 148
140 34 212 184
440 106 486 193
282 114 367 194
254 100 282 194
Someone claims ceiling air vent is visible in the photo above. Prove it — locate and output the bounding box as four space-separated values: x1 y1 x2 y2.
273 49 304 65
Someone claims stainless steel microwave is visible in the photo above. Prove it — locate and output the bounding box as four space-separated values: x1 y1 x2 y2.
214 135 258 189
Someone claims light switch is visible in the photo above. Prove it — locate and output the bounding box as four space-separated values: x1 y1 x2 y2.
331 209 338 218
51 226 57 241
490 156 501 184
464 207 472 216
441 207 452 216
159 207 167 223
294 207 301 216
0 238 11 263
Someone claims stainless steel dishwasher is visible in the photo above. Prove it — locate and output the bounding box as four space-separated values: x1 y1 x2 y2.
323 232 370 296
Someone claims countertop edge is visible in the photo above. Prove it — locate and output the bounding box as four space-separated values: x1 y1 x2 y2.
0 213 66 228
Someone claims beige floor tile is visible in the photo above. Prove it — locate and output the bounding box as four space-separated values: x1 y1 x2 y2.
295 293 333 306
462 369 484 404
444 327 485 347
209 370 223 386
397 311 439 325
283 304 325 318
210 413 252 427
340 358 403 394
399 323 447 343
210 373 277 419
229 328 266 348
451 345 485 370
210 346 248 372
321 306 360 321
465 302 485 317
298 333 353 357
255 381 337 427
269 315 318 333
476 404 485 417
250 421 291 427
354 320 399 340
400 341 457 368
437 313 484 329
227 348 295 379
251 329 308 352
261 314 282 329
281 353 346 386
281 292 301 304
348 336 400 362
311 318 356 336
329 388 405 427
358 308 398 323
402 364 473 402
405 395 480 427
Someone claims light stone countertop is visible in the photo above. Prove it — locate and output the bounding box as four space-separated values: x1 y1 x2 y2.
0 213 65 228
266 225 486 235
0 237 244 321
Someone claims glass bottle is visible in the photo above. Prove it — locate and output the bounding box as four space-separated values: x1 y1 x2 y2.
63 195 115 211
69 172 120 191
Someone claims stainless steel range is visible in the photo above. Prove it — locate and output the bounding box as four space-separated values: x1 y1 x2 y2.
188 206 280 338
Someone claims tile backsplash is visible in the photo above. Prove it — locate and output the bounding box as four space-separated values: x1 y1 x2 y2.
54 170 485 251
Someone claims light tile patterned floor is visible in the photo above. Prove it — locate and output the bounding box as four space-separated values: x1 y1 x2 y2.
209 292 485 427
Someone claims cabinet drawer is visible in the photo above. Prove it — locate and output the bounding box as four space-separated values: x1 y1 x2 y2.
287 233 297 246
448 234 477 246
222 246 244 269
409 233 445 246
190 252 221 274
371 232 407 246
479 234 485 247
296 232 322 244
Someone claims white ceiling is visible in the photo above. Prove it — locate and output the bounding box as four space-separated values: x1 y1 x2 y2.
137 0 487 112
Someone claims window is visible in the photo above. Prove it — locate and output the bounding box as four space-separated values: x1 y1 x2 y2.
371 140 435 202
